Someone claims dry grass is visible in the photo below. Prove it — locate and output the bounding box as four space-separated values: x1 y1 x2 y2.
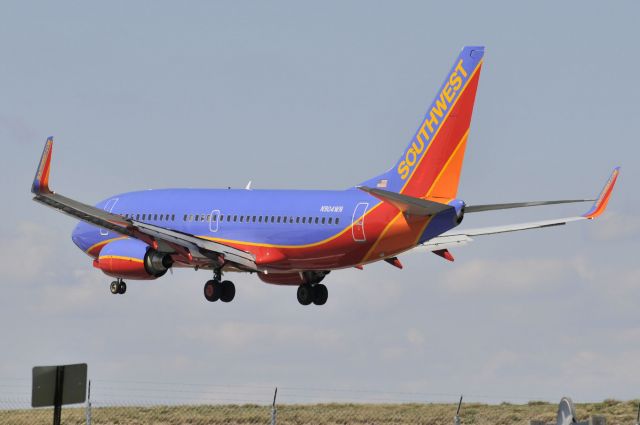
0 400 638 425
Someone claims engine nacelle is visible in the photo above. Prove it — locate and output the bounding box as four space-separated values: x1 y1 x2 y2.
94 238 173 280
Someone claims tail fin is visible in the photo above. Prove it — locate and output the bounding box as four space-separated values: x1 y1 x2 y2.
359 46 484 201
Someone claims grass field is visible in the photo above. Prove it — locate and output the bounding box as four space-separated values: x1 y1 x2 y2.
1 399 638 425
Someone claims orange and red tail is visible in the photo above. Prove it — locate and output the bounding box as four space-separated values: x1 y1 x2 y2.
360 46 484 201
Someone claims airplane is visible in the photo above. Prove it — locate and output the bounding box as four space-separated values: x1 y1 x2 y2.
31 46 619 306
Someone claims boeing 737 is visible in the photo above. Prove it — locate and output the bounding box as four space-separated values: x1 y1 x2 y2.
31 46 619 306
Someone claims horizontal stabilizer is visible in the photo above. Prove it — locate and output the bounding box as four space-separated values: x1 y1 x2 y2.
357 186 453 216
465 199 592 213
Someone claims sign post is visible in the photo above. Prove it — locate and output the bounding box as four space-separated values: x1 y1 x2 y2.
32 363 88 425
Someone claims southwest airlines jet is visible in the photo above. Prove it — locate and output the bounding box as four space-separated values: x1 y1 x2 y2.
32 46 619 306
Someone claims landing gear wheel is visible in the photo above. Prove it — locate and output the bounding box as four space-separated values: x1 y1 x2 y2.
204 280 220 302
110 281 119 295
118 281 127 294
220 280 235 303
297 284 313 306
312 284 328 305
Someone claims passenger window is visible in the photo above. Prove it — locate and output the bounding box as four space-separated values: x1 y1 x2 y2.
240 216 244 223
335 217 340 225
328 217 333 224
258 216 263 223
296 217 300 224
227 215 231 222
321 217 326 224
153 214 158 220
271 216 275 223
195 215 199 222
277 217 281 223
252 216 256 222
142 214 147 220
315 217 319 224
183 214 187 221
233 215 238 222
302 217 306 224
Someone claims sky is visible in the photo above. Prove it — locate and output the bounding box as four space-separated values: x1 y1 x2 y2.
1 0 639 406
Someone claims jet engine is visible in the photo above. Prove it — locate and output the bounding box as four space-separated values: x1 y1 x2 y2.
94 238 173 280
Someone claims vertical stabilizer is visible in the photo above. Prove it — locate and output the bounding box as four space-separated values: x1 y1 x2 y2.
359 46 484 201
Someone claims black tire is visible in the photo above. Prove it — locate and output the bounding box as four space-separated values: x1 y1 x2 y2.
220 280 236 303
204 280 220 302
118 281 127 295
312 284 328 306
110 281 119 295
297 284 313 306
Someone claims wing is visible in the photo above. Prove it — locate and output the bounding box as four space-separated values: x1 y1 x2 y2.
420 167 620 253
31 138 257 271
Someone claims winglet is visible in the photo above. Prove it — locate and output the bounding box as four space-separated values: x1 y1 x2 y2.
32 137 54 194
582 167 620 219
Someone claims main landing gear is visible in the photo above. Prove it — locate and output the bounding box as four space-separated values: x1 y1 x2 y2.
297 283 328 306
203 269 235 303
110 278 127 295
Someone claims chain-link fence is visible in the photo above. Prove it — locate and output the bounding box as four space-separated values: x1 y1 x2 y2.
1 380 638 424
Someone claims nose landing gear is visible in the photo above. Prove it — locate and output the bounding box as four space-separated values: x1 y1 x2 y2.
109 279 127 295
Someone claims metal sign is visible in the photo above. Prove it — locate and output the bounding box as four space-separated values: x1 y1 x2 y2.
32 363 87 407
556 397 577 425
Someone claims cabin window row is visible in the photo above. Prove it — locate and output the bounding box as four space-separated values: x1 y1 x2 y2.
183 214 341 225
121 213 176 221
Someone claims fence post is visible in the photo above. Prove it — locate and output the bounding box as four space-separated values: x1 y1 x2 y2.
271 387 278 425
85 380 91 425
454 395 463 425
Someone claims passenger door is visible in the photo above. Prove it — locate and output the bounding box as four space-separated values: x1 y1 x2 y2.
209 209 221 233
100 198 119 236
351 202 369 242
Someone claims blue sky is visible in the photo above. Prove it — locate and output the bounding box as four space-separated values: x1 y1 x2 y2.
1 0 639 404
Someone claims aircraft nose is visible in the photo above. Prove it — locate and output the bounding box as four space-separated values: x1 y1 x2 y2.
71 222 91 251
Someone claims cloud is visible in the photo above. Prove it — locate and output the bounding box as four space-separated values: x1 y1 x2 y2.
406 328 426 346
440 257 593 294
182 321 344 351
0 221 57 282
589 211 640 242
